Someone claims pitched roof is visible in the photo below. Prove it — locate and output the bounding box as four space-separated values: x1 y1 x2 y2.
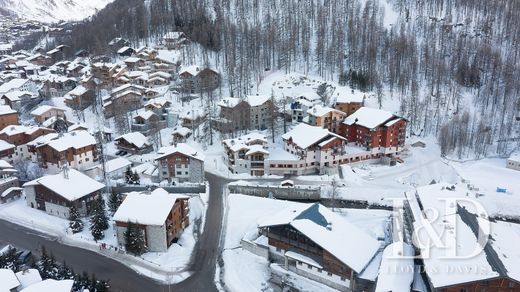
281 123 345 149
0 78 28 93
113 188 188 225
24 169 105 202
20 279 74 292
41 130 96 152
343 107 397 129
156 143 205 161
0 105 16 115
115 132 150 149
0 269 20 291
258 203 380 273
30 105 65 116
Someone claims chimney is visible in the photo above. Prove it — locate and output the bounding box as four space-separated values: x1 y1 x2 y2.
62 164 69 179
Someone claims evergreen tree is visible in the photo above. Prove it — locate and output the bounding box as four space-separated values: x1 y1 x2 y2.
124 221 147 256
108 191 123 214
36 247 59 279
124 166 133 184
74 271 91 292
58 262 75 280
68 205 84 234
90 196 109 241
0 246 20 271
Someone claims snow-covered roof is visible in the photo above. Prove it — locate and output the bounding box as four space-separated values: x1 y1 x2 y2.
307 104 345 117
223 133 268 152
508 154 520 162
155 50 180 64
117 46 133 54
217 97 241 108
0 160 13 169
30 105 65 116
124 57 141 63
66 85 88 96
0 105 16 115
281 123 345 149
407 183 500 288
113 189 188 225
335 88 366 104
42 130 96 152
15 269 42 289
246 95 270 107
179 65 218 76
172 127 191 137
115 132 150 149
1 187 23 198
132 162 157 176
156 143 205 161
258 203 380 273
375 242 414 292
24 169 105 202
343 107 397 129
20 279 74 292
1 90 33 101
0 140 15 152
0 78 28 93
102 157 132 173
0 269 20 291
245 144 269 156
134 110 157 121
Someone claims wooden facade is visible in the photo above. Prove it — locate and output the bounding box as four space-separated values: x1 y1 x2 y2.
32 184 98 214
0 127 54 146
0 112 18 131
262 225 353 279
340 118 407 150
34 144 97 168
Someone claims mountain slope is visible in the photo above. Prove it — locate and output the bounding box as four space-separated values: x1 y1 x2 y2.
0 0 114 22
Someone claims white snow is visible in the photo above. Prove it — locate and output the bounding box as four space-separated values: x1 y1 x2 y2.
343 107 396 129
30 105 65 117
0 269 20 291
375 242 414 292
44 130 97 152
113 189 188 226
15 269 43 289
24 168 105 202
115 132 150 149
156 143 205 161
20 279 73 292
281 123 345 149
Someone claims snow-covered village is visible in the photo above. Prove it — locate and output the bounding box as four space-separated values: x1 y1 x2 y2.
0 0 520 291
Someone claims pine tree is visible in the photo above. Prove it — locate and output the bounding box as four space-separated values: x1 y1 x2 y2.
0 246 19 271
68 205 84 234
58 262 75 280
90 196 109 241
36 246 59 279
124 221 147 256
108 191 123 214
124 166 133 184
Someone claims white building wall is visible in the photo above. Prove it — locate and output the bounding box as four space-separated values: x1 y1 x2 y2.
146 224 168 252
44 201 70 219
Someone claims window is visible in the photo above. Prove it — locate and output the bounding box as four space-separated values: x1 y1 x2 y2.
341 277 346 281
327 272 332 277
307 264 312 269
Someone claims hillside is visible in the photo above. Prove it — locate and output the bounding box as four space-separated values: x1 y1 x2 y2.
41 0 520 159
0 0 113 22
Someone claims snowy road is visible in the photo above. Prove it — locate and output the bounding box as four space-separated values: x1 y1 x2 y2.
0 172 230 292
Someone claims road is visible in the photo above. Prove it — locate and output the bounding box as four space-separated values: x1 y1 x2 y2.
0 172 229 292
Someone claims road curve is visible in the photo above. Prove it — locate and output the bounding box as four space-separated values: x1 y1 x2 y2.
0 172 230 292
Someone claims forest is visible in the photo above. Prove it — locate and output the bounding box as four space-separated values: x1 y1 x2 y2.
35 0 520 159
